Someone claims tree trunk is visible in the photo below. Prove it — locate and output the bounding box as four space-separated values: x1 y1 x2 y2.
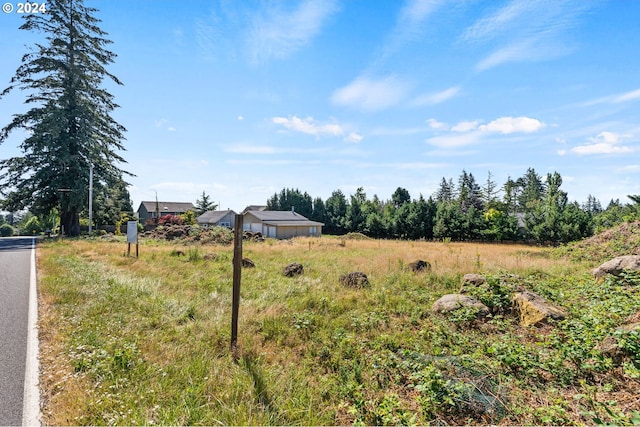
61 209 80 237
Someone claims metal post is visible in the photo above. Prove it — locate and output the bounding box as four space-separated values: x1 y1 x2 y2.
88 163 93 235
230 214 243 359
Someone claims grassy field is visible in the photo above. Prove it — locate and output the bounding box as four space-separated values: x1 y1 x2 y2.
37 235 640 425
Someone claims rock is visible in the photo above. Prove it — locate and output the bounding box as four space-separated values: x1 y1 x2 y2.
596 321 640 363
242 257 255 268
431 294 490 317
459 274 487 294
339 272 370 288
408 260 431 273
283 263 304 277
462 274 486 286
592 255 640 279
511 291 567 327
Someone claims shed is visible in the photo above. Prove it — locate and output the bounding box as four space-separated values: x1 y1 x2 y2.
243 210 323 239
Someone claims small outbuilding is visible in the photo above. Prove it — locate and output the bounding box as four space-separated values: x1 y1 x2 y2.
196 209 237 229
243 210 323 239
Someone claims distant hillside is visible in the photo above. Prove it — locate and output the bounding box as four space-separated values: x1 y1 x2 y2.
561 221 640 262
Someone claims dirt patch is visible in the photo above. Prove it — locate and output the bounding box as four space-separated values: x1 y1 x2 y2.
566 221 640 262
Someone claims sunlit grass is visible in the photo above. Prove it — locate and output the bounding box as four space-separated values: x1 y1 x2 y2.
37 236 640 425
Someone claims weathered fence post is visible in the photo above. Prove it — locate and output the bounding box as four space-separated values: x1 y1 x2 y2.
230 214 243 360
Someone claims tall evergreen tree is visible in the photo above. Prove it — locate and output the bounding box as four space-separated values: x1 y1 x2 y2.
482 171 500 206
345 187 367 232
503 176 520 215
0 0 129 236
391 187 411 208
266 188 313 217
310 197 328 224
457 170 483 212
517 168 545 213
325 189 348 234
435 177 455 203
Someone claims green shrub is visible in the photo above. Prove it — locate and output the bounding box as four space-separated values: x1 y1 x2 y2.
0 223 14 237
23 216 43 235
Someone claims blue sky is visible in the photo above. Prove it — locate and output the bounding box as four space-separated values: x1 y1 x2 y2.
1 0 639 212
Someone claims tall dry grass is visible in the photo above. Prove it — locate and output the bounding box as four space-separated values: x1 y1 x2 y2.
37 235 613 425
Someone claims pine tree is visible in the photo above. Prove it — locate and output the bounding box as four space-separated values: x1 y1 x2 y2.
195 191 217 215
435 177 455 203
0 0 130 236
482 171 500 205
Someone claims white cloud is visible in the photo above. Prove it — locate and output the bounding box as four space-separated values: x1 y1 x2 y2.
331 75 411 112
427 131 484 148
426 115 544 147
248 0 340 63
381 0 443 58
344 132 363 143
570 131 635 155
272 115 344 137
462 0 594 70
370 126 430 136
237 116 244 121
583 88 640 106
571 143 632 155
476 39 539 71
412 86 460 106
155 118 177 132
479 116 544 134
613 88 640 103
452 120 480 132
617 165 640 173
427 118 448 130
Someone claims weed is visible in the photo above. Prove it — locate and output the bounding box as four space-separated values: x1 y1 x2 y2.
36 237 640 425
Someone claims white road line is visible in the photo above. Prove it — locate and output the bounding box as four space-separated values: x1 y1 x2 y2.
22 238 41 426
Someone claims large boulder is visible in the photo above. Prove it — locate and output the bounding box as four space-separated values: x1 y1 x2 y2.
408 260 431 273
592 255 640 279
596 314 640 363
511 291 567 327
283 263 304 277
339 272 370 288
462 274 486 287
431 294 490 317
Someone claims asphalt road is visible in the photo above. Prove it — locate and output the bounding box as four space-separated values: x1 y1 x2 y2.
0 237 34 426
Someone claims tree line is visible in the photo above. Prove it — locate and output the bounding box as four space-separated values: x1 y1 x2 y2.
267 168 640 244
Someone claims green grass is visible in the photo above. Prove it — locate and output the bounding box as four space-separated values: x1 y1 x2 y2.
37 237 640 425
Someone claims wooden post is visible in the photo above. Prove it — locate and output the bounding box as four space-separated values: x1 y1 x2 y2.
230 214 243 359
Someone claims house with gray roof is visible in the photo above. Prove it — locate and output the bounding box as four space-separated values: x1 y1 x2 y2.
136 201 195 222
242 205 268 214
196 209 237 228
243 210 323 238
